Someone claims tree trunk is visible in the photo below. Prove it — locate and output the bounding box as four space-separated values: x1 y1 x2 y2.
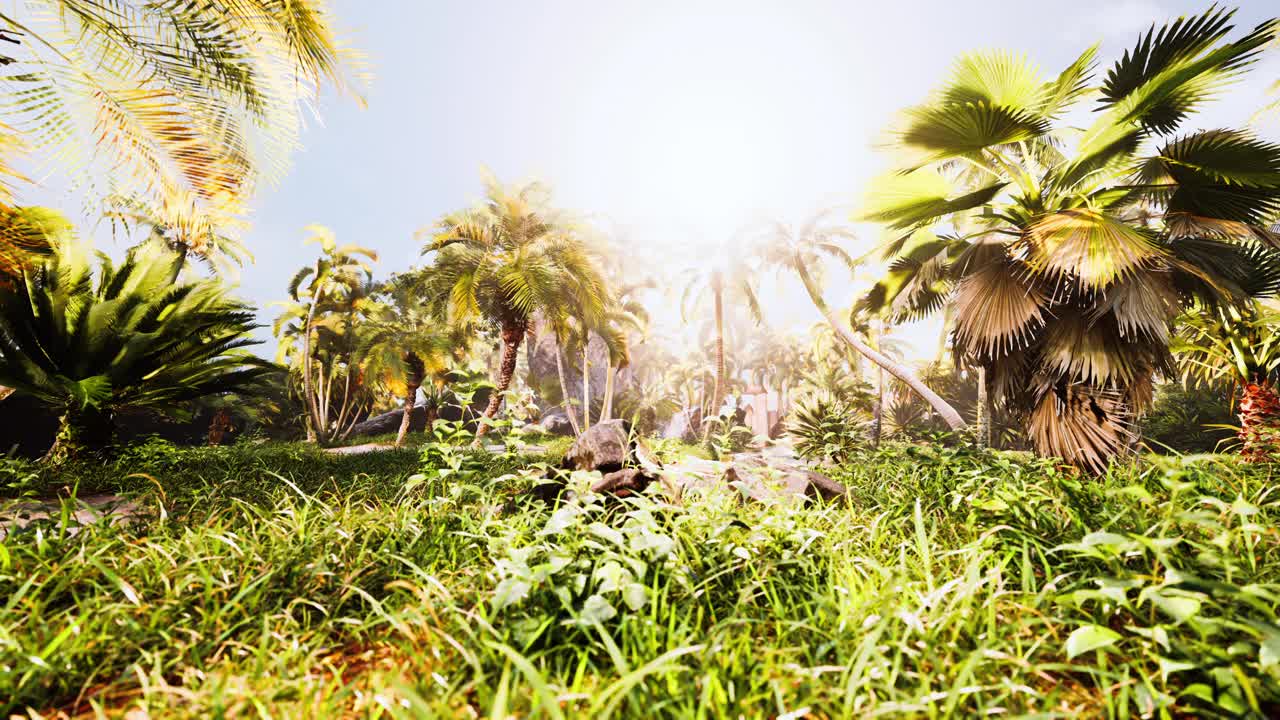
472 318 525 447
582 340 591 431
302 291 322 443
1239 380 1280 461
601 364 617 421
0 386 14 403
43 407 113 464
872 364 884 448
703 277 727 445
794 259 966 431
976 366 991 449
395 389 416 448
425 404 438 438
554 337 582 436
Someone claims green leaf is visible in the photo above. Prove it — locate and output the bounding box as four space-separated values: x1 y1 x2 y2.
1065 624 1122 658
580 594 617 624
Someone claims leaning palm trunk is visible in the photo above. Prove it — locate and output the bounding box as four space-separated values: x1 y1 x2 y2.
795 259 965 431
473 319 525 447
872 365 884 447
582 342 591 431
1239 380 1280 461
554 337 582 436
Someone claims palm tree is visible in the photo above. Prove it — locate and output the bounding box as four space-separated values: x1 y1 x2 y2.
423 172 610 446
757 209 966 429
275 226 377 442
0 2 362 270
358 279 456 447
680 252 764 437
1175 301 1280 459
0 240 271 461
859 8 1280 472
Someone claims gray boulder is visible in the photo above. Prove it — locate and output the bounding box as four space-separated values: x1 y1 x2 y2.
538 410 575 437
662 406 701 443
563 419 631 472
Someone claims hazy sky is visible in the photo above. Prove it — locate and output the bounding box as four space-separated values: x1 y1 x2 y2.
94 1 1280 358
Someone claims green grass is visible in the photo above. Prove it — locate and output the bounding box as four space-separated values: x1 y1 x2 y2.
2 441 1279 717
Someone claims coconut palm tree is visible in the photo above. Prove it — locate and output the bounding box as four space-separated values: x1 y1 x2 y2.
357 278 459 447
0 240 271 461
859 7 1280 472
0 2 363 270
275 226 377 442
756 208 966 430
423 172 610 446
680 253 764 437
1175 300 1280 459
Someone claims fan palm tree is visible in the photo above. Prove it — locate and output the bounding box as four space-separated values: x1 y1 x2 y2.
0 240 271 461
756 208 966 429
0 2 363 270
1175 301 1280 459
358 279 456 447
422 172 610 447
275 226 377 442
858 7 1280 472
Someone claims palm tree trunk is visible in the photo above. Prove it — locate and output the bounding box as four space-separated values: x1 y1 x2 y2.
0 386 14 403
794 259 966 431
473 318 525 447
302 293 322 443
395 387 417 447
554 337 582 436
601 364 617 421
582 340 592 431
703 280 727 445
872 364 884 447
976 366 991 449
1239 380 1280 461
425 403 438 438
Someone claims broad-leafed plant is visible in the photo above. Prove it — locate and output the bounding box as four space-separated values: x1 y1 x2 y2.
860 7 1280 472
0 240 271 460
1175 301 1280 459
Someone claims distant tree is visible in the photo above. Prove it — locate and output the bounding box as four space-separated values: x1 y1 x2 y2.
756 209 965 430
358 277 456 447
274 226 378 443
0 241 271 461
423 172 610 446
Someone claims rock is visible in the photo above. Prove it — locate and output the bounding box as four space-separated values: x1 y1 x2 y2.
590 468 651 496
538 410 575 437
721 462 847 504
563 419 631 472
348 405 424 438
662 406 700 443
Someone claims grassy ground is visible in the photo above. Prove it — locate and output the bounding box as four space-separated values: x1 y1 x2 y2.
2 440 1279 718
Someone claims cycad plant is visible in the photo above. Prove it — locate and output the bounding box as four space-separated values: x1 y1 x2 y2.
0 1 363 269
1175 301 1280 459
0 241 270 461
860 7 1280 472
423 172 610 446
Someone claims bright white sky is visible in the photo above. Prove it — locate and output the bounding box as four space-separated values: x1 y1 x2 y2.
48 0 1280 360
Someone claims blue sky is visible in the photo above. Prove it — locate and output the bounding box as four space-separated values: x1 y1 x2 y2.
94 1 1280 357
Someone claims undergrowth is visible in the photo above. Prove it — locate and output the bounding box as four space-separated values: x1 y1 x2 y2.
1 442 1278 717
